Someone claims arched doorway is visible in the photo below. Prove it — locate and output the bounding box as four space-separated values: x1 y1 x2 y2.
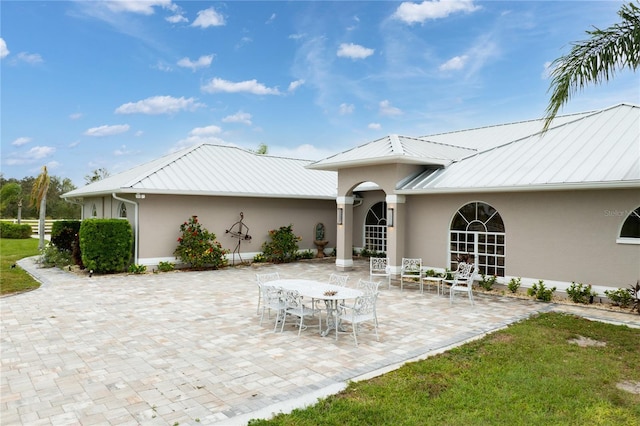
450 201 505 276
364 201 388 253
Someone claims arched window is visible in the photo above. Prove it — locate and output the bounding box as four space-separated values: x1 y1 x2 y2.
118 202 127 218
450 202 505 277
91 203 97 217
364 201 387 253
619 206 640 243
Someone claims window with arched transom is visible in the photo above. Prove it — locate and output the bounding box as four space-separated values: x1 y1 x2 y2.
91 203 97 217
618 206 640 243
450 201 505 277
118 202 127 218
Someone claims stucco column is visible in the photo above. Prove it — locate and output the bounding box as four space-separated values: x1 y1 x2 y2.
386 194 406 276
335 196 354 271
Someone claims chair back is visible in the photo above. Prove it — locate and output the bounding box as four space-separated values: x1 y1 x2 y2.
370 257 388 274
401 258 422 275
352 292 378 317
283 289 304 312
357 279 380 295
263 285 283 307
328 273 349 287
453 263 475 285
256 272 280 284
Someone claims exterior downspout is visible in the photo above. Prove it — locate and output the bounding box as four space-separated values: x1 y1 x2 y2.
112 193 139 264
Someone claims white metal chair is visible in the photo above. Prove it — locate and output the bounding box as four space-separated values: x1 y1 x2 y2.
356 279 381 295
449 263 476 305
280 290 321 336
370 257 391 289
328 273 350 287
256 272 280 314
259 285 286 332
400 258 423 293
338 292 380 346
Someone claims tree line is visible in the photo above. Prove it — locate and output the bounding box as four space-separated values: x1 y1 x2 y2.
0 172 81 220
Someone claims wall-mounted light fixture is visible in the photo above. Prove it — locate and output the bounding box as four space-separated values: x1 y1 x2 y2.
337 208 343 225
387 207 394 227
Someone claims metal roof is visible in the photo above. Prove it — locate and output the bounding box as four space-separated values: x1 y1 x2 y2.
63 144 337 199
306 134 476 171
399 103 640 193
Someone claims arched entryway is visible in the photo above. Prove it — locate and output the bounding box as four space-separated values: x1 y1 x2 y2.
364 201 388 253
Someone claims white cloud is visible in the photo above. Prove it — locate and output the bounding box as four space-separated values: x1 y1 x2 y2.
172 125 228 151
153 61 173 72
69 113 83 120
115 96 205 114
368 123 382 130
439 55 468 71
269 144 337 161
201 78 281 95
394 0 480 24
190 125 222 137
105 0 174 15
177 54 213 71
288 79 305 92
222 111 252 125
0 38 9 59
135 130 144 137
266 13 276 24
84 124 130 137
166 13 188 24
114 145 134 156
12 137 32 146
339 103 355 115
192 7 225 28
289 33 306 40
16 52 43 65
379 100 403 116
336 42 374 60
541 61 553 79
5 146 56 165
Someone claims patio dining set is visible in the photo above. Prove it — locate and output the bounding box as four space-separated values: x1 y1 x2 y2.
255 258 476 346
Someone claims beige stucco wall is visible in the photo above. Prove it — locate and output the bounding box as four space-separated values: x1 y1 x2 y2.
136 194 336 263
403 188 640 288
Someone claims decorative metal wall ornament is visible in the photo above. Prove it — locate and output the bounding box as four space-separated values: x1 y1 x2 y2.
225 212 252 265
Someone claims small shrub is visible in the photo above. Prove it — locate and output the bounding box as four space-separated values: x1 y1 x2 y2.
566 282 597 304
51 220 81 252
157 261 175 272
174 216 228 270
479 273 497 291
128 264 147 274
527 280 556 302
0 222 32 239
630 281 640 314
298 249 314 259
424 269 436 277
253 253 266 263
80 219 133 274
261 224 301 263
507 277 521 294
604 288 632 308
39 243 73 268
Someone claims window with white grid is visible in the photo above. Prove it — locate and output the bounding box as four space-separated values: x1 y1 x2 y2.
450 202 505 277
364 201 387 253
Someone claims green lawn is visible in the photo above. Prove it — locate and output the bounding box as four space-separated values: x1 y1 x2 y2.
249 313 640 426
0 238 40 295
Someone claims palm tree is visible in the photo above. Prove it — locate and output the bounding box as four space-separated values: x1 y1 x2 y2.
543 1 640 131
31 166 50 249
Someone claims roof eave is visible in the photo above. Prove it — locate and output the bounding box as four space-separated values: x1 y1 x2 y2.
396 180 640 195
307 156 451 171
63 188 338 200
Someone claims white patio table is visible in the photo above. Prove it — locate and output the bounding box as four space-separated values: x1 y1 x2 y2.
271 279 363 337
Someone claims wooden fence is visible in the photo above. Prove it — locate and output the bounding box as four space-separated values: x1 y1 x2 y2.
2 219 56 235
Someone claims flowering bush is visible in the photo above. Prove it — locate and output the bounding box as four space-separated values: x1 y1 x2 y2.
174 216 228 269
260 224 301 263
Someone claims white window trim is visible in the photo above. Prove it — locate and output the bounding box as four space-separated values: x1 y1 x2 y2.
616 237 640 245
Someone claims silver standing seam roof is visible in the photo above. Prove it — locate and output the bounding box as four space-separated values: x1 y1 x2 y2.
309 103 640 193
62 144 338 200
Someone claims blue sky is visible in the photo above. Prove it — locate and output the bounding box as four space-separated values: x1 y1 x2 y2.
2 1 638 187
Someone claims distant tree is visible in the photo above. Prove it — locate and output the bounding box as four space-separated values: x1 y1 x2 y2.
544 1 640 131
31 166 50 249
85 168 110 184
254 143 268 155
0 182 22 221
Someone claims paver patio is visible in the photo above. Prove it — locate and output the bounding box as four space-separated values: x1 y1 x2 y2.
2 257 638 425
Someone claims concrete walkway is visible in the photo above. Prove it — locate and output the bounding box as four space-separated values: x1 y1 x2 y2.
2 258 638 425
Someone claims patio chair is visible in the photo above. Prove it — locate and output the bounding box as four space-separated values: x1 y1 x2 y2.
338 292 380 346
370 257 391 289
256 272 280 314
400 258 423 293
259 285 286 332
280 289 321 336
449 263 476 305
328 273 350 287
356 279 381 295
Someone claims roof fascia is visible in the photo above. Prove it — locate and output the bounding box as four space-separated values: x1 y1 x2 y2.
395 180 640 195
